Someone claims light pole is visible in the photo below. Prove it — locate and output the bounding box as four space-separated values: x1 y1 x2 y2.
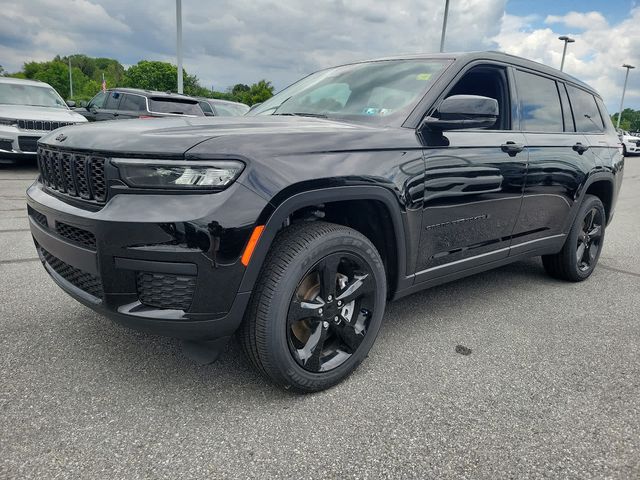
176 0 183 94
439 0 450 53
617 64 635 129
558 36 575 72
68 56 73 98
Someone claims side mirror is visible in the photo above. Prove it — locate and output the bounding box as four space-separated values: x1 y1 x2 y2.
79 100 88 108
423 95 498 131
204 111 215 117
65 100 76 108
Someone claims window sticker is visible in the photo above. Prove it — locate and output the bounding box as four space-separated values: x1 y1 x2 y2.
416 73 432 81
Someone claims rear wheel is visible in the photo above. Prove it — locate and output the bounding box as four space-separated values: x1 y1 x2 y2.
239 221 386 392
542 194 605 282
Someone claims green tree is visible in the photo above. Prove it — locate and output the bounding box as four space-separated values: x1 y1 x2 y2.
235 80 274 105
123 60 182 92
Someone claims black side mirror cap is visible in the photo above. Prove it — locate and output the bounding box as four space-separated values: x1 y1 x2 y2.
423 95 499 131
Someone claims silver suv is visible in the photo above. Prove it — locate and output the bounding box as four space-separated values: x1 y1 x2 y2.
0 77 87 163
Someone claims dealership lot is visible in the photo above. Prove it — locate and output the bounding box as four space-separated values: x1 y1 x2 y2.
1 160 639 478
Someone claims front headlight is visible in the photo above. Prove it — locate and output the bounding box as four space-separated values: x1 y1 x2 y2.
0 118 18 127
112 158 244 190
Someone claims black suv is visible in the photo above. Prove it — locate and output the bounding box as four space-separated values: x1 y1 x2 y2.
27 52 624 392
76 88 204 121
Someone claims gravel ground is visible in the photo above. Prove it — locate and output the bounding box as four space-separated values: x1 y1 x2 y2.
1 159 639 479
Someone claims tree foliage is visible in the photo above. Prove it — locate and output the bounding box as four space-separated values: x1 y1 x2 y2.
611 108 640 132
4 54 273 106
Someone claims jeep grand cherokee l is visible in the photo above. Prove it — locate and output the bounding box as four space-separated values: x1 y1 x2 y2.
0 77 87 162
27 52 623 392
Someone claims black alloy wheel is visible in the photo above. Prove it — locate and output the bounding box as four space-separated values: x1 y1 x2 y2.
287 252 376 373
542 194 606 282
576 207 603 272
239 221 387 392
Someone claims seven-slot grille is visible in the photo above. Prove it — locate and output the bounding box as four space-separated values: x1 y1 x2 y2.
18 120 75 131
37 147 107 204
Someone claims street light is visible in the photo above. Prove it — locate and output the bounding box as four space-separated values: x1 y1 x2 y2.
440 0 450 53
558 35 575 72
617 64 636 129
176 0 183 94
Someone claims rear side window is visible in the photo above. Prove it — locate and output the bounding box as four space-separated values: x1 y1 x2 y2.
120 94 147 112
104 91 121 109
594 97 614 132
566 85 604 133
199 101 214 114
148 98 203 115
515 70 563 132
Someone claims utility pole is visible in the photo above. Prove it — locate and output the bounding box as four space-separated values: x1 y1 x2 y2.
176 0 183 94
558 36 575 72
439 0 450 53
68 56 73 98
617 64 636 129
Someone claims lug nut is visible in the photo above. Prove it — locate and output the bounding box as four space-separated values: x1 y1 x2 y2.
318 308 323 315
337 300 342 306
334 316 339 322
327 295 333 302
323 321 329 329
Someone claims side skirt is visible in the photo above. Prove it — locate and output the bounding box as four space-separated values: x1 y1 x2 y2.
392 234 566 300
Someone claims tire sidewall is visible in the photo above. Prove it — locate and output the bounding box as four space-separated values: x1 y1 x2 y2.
264 228 387 391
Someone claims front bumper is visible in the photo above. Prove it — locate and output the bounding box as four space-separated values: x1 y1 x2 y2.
0 127 40 160
26 180 266 340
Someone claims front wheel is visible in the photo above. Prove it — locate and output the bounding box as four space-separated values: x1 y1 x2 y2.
542 194 605 282
239 221 387 392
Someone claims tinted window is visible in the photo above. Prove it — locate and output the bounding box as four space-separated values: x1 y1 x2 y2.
88 91 107 109
148 97 203 115
104 91 121 109
515 70 563 132
594 97 614 132
567 85 605 133
120 94 147 112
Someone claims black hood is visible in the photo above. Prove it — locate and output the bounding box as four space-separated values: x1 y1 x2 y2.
38 116 376 157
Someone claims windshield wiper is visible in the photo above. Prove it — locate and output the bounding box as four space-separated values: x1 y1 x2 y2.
273 112 328 118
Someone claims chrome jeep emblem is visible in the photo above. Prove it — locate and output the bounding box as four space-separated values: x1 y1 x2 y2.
55 133 67 142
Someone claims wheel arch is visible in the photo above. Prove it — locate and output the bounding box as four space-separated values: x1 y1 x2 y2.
238 185 411 297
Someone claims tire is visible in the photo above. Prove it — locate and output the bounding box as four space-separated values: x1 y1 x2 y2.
623 144 627 157
239 221 387 392
542 194 605 282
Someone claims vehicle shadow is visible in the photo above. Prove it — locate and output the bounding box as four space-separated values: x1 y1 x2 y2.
72 257 553 399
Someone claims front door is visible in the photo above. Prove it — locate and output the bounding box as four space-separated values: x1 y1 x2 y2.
415 64 527 281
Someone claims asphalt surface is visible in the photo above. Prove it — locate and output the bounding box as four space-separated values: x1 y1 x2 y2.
1 159 639 479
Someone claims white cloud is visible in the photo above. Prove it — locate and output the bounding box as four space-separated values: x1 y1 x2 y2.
1 1 639 111
493 8 640 112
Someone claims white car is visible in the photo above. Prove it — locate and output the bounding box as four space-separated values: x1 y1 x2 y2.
0 77 87 163
617 129 640 156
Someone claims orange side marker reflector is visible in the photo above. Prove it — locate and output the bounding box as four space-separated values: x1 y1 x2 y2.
241 225 265 266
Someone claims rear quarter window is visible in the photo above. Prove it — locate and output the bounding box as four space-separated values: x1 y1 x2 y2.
148 98 203 115
566 85 605 133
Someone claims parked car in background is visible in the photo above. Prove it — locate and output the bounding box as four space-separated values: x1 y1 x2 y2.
0 77 87 162
617 129 640 155
26 52 623 392
75 88 204 121
196 97 250 116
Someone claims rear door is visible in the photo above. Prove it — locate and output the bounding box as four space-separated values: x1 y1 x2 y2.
511 70 597 252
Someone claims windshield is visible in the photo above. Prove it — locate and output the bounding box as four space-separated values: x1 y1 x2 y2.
0 83 67 109
249 59 450 121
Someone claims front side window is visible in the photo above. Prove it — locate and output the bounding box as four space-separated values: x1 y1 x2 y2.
567 85 605 133
515 70 563 132
0 83 67 109
120 94 147 112
88 91 106 109
250 59 450 122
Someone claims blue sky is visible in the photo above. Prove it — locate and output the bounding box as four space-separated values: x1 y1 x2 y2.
1 0 639 111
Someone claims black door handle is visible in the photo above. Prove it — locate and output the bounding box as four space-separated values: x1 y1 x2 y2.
501 141 525 157
572 142 590 154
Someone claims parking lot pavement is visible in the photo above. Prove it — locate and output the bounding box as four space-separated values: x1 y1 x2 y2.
1 159 639 480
